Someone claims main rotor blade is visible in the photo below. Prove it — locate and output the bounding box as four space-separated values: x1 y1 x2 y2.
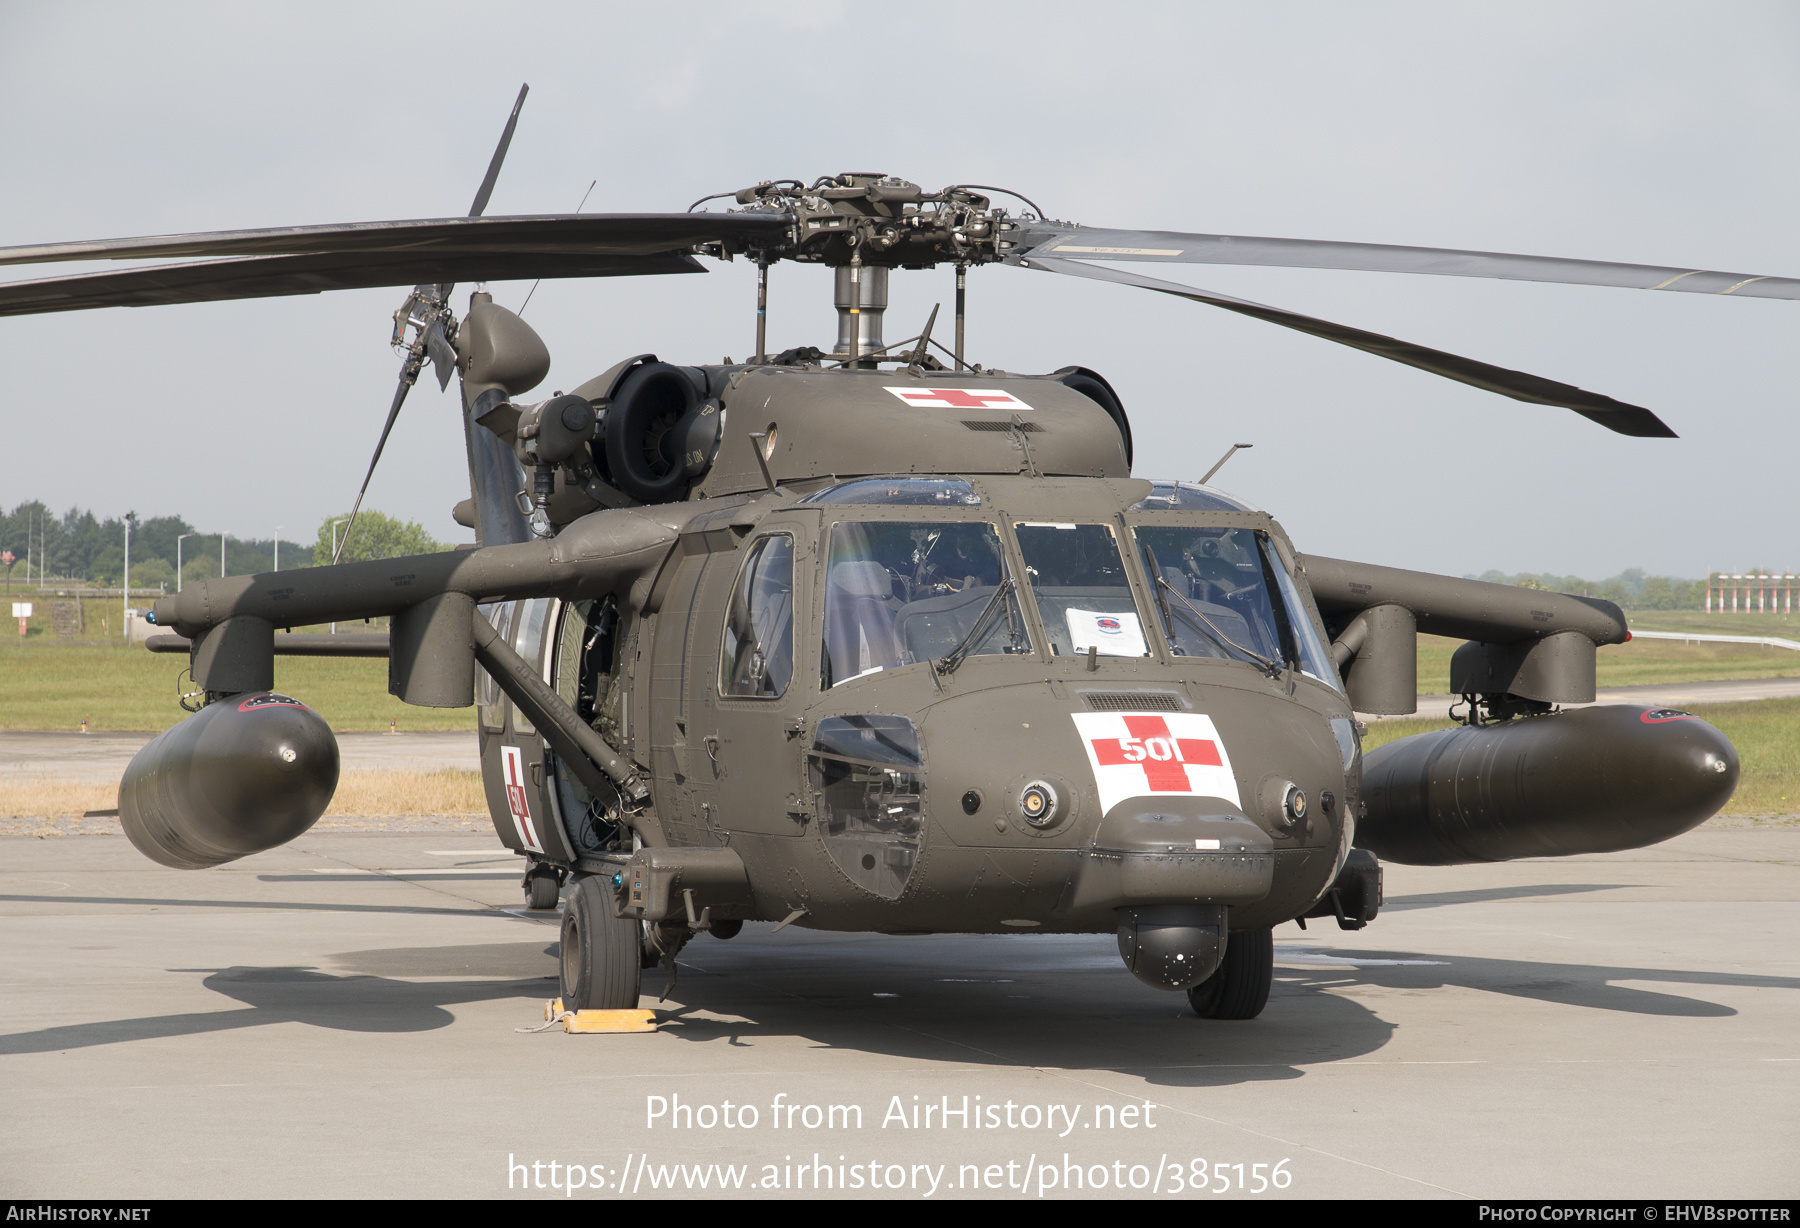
1013 223 1800 302
0 212 788 268
0 248 704 317
468 84 528 220
1021 255 1676 438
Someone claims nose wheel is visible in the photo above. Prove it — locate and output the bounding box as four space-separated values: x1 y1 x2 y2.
1187 927 1273 1019
523 864 563 911
560 874 642 1010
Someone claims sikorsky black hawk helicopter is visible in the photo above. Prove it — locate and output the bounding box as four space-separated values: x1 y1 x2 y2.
2 88 1767 1018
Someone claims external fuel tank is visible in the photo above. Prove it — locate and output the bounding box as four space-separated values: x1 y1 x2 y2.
119 692 340 869
1359 704 1738 866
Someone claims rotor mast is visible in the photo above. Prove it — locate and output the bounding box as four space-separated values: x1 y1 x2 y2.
711 173 1023 369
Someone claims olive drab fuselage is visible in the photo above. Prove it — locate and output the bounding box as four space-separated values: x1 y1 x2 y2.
478 472 1359 936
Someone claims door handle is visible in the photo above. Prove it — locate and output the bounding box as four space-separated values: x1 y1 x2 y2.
703 735 720 773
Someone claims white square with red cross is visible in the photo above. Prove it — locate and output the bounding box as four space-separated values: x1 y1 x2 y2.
1070 711 1241 815
883 387 1035 411
501 745 544 853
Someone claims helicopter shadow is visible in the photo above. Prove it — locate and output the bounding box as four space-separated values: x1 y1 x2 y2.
632 924 1800 1088
0 950 559 1057
637 933 1389 1088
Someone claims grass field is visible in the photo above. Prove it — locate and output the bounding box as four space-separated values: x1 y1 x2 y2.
1362 697 1799 816
0 640 472 732
2 619 1795 731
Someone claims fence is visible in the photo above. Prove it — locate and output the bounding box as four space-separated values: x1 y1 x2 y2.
1707 572 1795 614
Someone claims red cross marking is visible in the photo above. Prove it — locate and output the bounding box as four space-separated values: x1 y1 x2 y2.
894 388 1020 408
1090 714 1221 793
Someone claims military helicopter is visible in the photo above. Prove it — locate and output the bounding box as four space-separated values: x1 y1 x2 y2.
1 88 1767 1020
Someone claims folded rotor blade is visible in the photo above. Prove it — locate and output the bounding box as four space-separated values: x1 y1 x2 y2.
1013 223 1800 302
1021 255 1676 438
468 84 529 220
333 361 419 565
0 247 705 317
342 83 532 560
0 212 788 269
439 83 532 306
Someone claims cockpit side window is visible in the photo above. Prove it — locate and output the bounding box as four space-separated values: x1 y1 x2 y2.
1013 522 1150 658
820 520 1027 687
719 535 796 699
1259 537 1341 690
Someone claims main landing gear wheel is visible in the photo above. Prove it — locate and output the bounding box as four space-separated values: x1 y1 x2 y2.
560 874 641 1010
524 866 561 911
1187 927 1273 1020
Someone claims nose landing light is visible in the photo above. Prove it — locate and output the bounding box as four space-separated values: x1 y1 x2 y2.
1019 780 1059 826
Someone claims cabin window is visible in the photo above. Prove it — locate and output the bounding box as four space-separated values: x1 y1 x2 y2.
509 598 555 734
476 601 514 731
1013 522 1149 658
719 535 796 699
820 520 1026 687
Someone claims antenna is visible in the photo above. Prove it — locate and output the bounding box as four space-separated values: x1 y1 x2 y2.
1201 443 1254 484
754 258 769 363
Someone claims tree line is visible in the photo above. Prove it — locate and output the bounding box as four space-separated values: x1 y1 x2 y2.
0 501 1733 610
0 502 449 589
1472 568 1718 611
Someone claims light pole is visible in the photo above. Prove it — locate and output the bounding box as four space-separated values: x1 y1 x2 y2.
176 533 194 593
122 517 131 644
329 518 349 633
273 526 282 573
220 531 228 578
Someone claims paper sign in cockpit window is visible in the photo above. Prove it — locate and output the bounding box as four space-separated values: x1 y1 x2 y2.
1064 607 1147 657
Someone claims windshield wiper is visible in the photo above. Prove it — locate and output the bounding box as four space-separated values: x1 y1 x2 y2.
935 577 1015 676
1149 567 1283 678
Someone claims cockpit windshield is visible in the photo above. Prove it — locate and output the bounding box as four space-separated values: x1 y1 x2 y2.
1128 481 1256 513
1130 525 1284 668
821 520 1027 687
1013 522 1149 658
1129 524 1342 689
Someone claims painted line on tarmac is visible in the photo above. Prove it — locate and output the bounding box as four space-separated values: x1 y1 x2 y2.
310 867 520 877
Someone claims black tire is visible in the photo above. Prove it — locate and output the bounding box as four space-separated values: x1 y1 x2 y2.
524 869 561 911
1187 927 1273 1020
709 919 743 940
560 875 641 1010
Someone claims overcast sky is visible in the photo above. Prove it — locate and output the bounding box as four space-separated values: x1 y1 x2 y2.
3 1 1796 579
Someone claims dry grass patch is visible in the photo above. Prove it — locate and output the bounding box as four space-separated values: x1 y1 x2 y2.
0 775 117 819
325 769 486 817
0 768 486 820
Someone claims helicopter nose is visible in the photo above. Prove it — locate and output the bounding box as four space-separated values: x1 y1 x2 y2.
1062 798 1275 914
